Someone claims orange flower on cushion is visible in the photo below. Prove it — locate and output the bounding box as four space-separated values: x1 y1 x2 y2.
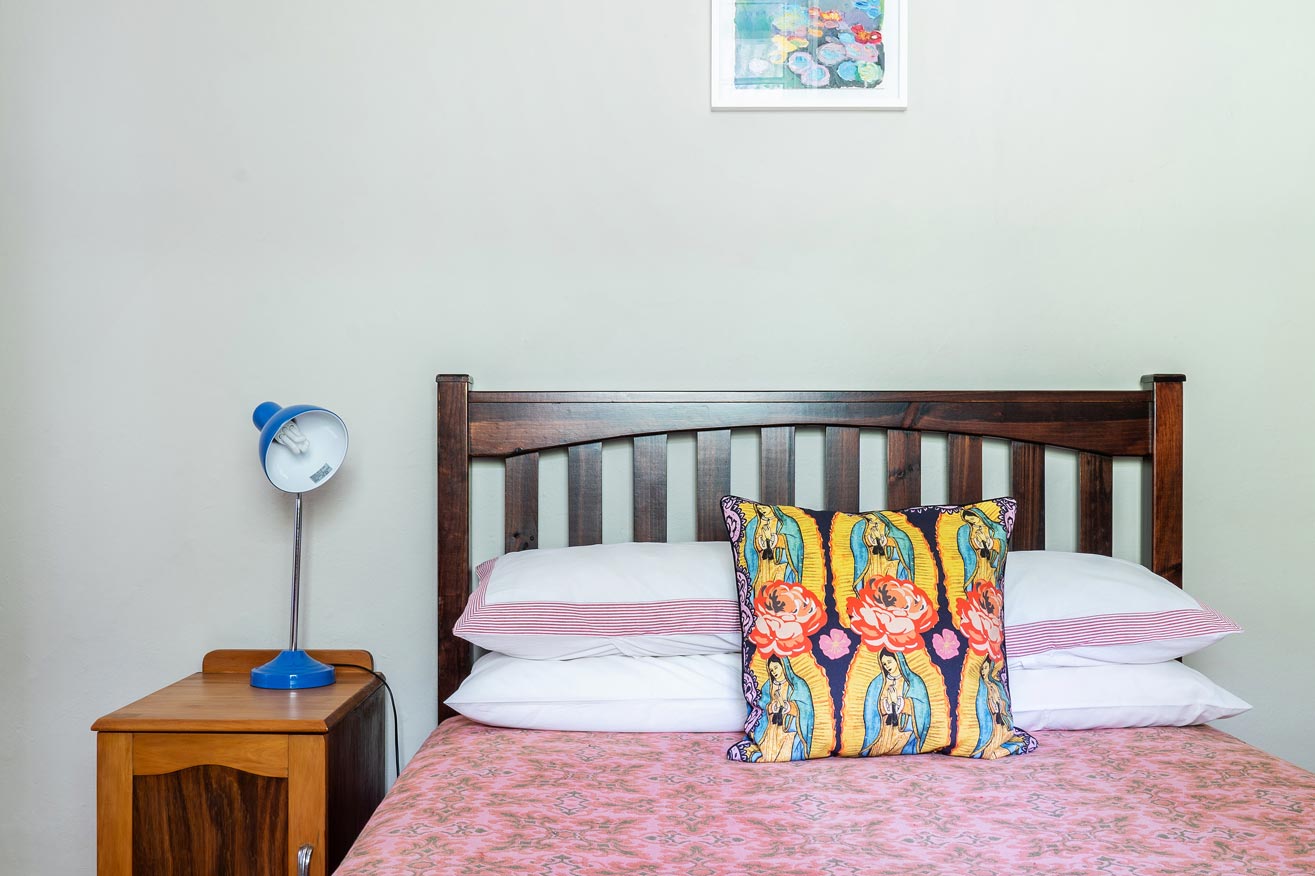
957 581 1005 663
847 576 937 653
749 581 826 658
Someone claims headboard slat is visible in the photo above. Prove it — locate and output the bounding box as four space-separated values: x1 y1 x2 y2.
760 426 796 506
824 426 860 509
633 435 668 543
567 442 603 546
948 434 984 505
887 430 922 508
1010 441 1047 550
504 452 539 553
695 430 732 541
1078 452 1114 556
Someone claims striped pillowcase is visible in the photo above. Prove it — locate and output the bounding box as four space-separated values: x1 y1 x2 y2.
1008 607 1240 659
453 542 742 660
458 557 740 639
1002 552 1241 669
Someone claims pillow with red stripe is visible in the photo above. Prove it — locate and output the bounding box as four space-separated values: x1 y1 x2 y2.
453 541 741 659
1003 551 1241 669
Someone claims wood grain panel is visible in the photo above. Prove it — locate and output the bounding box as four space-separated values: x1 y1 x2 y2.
886 430 921 509
760 426 796 506
567 442 603 546
98 733 132 876
1145 375 1185 585
131 765 287 876
696 430 731 541
325 686 386 873
504 452 539 552
133 734 287 777
288 735 327 876
1078 452 1114 556
632 434 667 542
947 434 983 505
824 427 859 510
1010 442 1046 550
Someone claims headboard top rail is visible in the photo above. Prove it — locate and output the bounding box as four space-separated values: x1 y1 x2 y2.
462 396 1155 458
466 389 1152 404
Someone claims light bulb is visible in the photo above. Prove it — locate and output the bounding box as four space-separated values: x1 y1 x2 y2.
273 418 311 454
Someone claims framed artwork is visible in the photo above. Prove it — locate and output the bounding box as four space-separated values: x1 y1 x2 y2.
711 1 907 110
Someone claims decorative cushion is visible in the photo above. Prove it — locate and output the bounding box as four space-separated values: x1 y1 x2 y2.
453 541 741 659
722 496 1036 762
444 651 745 732
1008 661 1251 730
1004 551 1242 668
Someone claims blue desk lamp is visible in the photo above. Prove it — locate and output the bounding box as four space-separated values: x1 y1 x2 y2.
249 401 349 689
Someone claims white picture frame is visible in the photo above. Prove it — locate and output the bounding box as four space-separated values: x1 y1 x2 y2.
711 0 907 110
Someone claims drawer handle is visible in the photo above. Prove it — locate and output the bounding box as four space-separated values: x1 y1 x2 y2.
297 843 313 876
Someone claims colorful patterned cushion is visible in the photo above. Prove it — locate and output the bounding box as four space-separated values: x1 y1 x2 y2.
721 495 1037 762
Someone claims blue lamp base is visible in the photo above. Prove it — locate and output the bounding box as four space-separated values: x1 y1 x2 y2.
250 650 336 689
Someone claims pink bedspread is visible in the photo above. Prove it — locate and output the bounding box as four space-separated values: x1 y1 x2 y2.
336 718 1315 876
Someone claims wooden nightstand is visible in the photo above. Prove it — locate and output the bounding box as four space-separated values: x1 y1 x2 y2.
92 649 386 876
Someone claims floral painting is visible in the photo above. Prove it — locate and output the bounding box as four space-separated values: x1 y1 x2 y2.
711 0 907 109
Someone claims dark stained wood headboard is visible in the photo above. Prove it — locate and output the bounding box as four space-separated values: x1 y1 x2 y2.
435 374 1185 720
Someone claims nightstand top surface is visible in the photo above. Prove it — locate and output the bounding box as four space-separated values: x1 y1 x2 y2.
92 656 381 734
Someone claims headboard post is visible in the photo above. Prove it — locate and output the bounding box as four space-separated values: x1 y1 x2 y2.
437 374 472 721
1143 374 1185 586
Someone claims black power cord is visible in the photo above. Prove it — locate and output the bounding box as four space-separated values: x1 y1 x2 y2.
332 663 402 779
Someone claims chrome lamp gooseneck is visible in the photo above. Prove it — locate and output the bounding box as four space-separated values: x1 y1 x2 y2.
248 401 348 690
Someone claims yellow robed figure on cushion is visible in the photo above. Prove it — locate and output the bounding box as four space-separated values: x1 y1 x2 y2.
752 655 814 762
850 511 916 600
860 649 932 757
744 504 804 593
957 506 1007 587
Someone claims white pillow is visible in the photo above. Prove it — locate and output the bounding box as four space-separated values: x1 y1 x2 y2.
1007 661 1250 730
445 651 746 732
454 541 741 659
1003 551 1241 668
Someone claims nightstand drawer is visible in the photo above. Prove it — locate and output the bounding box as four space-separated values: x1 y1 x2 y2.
133 733 290 776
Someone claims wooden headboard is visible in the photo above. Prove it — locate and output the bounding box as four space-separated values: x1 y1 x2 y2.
435 374 1185 719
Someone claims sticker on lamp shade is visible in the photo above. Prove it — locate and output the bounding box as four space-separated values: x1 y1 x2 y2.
711 0 907 110
310 464 333 484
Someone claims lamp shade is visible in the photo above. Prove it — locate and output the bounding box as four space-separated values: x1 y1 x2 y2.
252 402 348 493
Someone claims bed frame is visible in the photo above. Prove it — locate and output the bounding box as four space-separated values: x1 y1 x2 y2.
435 374 1185 719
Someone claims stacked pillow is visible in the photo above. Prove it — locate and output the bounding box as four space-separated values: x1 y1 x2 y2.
448 540 746 732
446 511 1248 739
1002 550 1247 729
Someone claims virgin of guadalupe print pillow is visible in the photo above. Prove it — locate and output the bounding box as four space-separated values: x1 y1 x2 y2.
721 496 1037 763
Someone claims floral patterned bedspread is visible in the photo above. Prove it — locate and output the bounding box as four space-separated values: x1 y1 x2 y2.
335 718 1315 876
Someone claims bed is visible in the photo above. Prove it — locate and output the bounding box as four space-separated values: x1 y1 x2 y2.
334 374 1315 875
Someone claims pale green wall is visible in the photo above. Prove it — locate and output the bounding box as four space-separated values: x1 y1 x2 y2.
3 1 1314 872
